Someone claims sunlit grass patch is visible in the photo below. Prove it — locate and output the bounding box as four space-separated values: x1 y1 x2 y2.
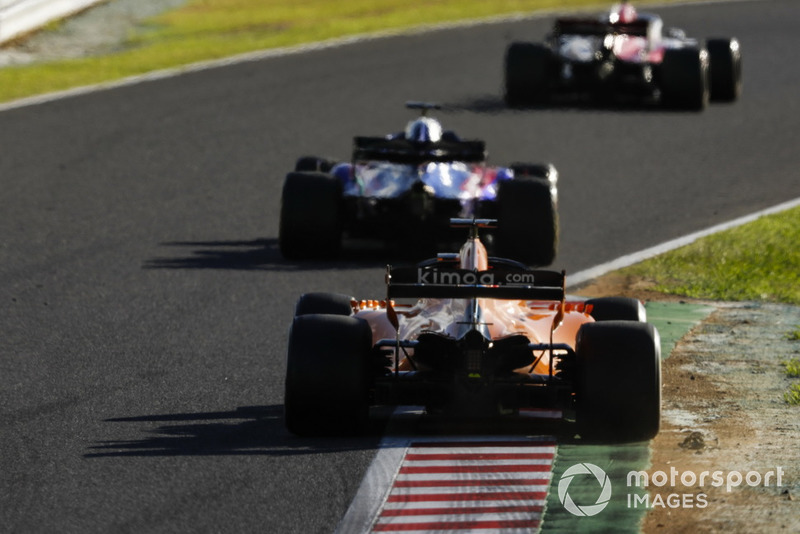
783 358 800 378
621 206 800 305
784 384 800 406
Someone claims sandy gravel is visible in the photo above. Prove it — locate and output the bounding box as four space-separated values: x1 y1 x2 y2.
0 0 187 66
580 277 800 533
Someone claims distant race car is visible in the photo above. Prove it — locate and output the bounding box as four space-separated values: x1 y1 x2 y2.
504 1 742 109
284 218 662 442
279 102 558 266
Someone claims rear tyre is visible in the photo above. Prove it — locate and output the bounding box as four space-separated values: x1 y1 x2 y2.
504 42 551 107
279 171 343 259
295 156 337 173
284 314 373 436
707 38 742 102
660 47 710 110
575 321 661 442
295 292 354 316
495 176 559 266
585 297 646 322
510 163 557 182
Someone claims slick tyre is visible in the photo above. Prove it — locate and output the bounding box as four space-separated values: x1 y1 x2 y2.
660 47 710 110
284 314 373 436
707 38 742 102
585 297 647 322
294 292 355 316
504 42 550 106
509 163 556 181
294 156 337 173
279 171 343 259
496 177 558 266
575 321 661 442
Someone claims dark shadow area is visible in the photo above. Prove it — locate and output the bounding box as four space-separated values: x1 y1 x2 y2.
142 238 409 272
85 405 390 458
385 409 643 445
442 93 700 115
142 237 457 272
413 414 574 439
143 239 281 270
439 95 512 114
86 404 630 458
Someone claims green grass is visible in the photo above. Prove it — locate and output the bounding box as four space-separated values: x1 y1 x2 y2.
782 358 800 405
621 206 800 305
623 206 800 406
782 357 800 406
784 358 800 378
785 384 800 406
0 0 689 104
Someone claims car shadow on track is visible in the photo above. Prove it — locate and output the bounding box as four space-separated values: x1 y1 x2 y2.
142 238 445 271
142 239 281 270
85 405 626 458
442 93 701 114
84 405 390 458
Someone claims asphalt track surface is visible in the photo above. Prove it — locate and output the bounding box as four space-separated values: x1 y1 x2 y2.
1 0 799 532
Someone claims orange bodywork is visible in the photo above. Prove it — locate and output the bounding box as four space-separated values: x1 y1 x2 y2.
353 234 594 376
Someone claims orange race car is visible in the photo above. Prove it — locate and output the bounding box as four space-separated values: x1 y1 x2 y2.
284 219 661 441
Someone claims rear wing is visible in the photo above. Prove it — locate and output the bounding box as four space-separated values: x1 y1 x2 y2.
353 136 486 165
387 264 566 301
553 17 649 38
553 17 608 37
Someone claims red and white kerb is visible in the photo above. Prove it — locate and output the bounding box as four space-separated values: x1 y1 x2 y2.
370 438 556 533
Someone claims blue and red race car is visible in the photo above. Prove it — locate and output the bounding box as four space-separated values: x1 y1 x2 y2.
279 103 559 266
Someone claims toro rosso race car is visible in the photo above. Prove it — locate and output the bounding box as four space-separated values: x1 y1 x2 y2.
285 219 662 442
279 102 558 266
504 2 742 109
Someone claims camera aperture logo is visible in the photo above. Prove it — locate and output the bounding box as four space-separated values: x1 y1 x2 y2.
557 463 612 516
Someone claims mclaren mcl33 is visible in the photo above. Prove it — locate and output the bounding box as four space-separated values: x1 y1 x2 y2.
284 218 662 442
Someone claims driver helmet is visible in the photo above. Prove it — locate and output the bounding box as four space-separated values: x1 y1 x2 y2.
609 1 637 23
404 116 443 143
